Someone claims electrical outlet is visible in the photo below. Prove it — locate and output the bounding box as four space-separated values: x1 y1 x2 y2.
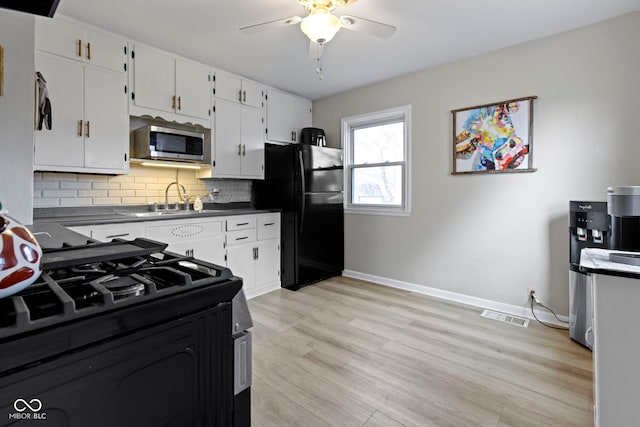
527 286 537 299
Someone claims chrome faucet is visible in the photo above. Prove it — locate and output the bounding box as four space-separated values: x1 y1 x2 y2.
164 182 189 210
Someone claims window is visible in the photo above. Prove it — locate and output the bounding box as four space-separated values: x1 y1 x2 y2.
342 105 411 215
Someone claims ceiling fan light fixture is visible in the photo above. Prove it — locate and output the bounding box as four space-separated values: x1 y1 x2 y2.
300 7 341 43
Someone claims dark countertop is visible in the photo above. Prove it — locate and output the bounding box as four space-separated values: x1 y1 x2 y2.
28 222 96 249
33 203 280 227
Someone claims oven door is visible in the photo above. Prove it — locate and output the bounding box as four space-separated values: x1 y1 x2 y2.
0 304 233 426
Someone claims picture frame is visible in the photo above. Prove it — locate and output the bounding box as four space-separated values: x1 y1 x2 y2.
451 96 537 175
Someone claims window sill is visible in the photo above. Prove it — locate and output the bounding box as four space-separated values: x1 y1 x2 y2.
345 207 411 217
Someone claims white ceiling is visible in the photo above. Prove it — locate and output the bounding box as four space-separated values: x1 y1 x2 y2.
57 0 640 100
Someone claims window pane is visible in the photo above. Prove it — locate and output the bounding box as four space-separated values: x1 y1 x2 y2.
353 122 404 165
352 165 403 205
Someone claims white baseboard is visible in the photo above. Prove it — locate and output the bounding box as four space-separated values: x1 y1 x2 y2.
342 270 569 327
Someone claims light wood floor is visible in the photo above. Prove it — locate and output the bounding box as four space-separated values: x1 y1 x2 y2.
248 276 593 427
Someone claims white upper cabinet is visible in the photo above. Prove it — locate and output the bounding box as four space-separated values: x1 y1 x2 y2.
209 98 265 179
35 16 126 73
34 17 129 174
175 58 212 121
129 43 211 127
214 71 264 109
265 88 312 144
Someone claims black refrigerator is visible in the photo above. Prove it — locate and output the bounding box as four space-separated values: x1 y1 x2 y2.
254 143 344 290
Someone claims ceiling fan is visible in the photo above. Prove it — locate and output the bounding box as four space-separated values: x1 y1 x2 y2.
239 0 396 79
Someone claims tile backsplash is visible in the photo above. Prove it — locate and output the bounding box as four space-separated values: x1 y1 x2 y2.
33 165 252 207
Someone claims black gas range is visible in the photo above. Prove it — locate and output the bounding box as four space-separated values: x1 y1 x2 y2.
0 235 251 426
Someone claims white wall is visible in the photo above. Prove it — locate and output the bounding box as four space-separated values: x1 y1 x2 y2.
313 12 640 315
0 10 34 224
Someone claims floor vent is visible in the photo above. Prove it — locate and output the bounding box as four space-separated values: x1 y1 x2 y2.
481 310 529 327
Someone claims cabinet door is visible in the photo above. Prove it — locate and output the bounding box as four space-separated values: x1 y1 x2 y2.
131 43 175 113
35 17 125 73
213 98 242 176
214 71 242 104
84 67 128 171
34 53 85 168
241 80 263 109
240 106 265 178
193 236 226 266
85 28 126 73
256 239 280 287
292 95 312 143
226 244 256 289
266 89 294 143
146 220 225 265
176 58 211 121
166 237 226 266
35 17 85 62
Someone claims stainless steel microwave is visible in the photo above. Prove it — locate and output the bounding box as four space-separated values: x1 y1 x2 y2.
132 125 204 162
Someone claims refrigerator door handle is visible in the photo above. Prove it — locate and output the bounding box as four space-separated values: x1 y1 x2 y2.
299 150 306 236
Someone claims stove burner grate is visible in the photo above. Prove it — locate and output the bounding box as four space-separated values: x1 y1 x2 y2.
96 275 146 300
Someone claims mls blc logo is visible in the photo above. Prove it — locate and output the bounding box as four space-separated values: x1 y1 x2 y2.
8 398 47 420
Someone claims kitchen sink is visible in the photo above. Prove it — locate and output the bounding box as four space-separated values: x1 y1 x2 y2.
121 210 226 217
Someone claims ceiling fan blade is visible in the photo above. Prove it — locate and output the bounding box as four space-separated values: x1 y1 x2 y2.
239 16 302 35
339 15 396 39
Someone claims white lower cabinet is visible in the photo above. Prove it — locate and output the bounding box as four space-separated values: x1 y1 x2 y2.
591 271 640 427
67 213 280 298
145 219 225 266
225 214 280 299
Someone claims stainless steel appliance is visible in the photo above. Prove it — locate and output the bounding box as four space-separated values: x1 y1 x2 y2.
569 201 608 350
300 127 327 146
254 143 344 290
608 186 640 251
0 231 251 426
132 125 205 162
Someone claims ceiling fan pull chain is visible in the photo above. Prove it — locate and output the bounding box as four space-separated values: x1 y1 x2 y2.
316 42 324 80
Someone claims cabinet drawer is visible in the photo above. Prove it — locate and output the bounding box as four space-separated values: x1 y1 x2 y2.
257 215 279 241
82 224 144 242
226 217 256 232
226 229 256 246
147 220 223 242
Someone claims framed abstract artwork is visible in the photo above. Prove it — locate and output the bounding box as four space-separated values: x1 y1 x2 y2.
451 96 537 175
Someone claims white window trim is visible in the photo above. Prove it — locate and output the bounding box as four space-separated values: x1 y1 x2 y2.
342 105 411 216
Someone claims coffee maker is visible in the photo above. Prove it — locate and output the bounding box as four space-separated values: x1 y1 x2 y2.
608 186 640 251
569 201 609 350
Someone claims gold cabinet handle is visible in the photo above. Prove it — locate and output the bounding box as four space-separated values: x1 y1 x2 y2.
78 119 83 137
172 95 176 109
86 121 91 138
86 42 91 60
177 96 181 110
77 39 82 57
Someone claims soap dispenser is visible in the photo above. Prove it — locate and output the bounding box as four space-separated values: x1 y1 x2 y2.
193 196 203 212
